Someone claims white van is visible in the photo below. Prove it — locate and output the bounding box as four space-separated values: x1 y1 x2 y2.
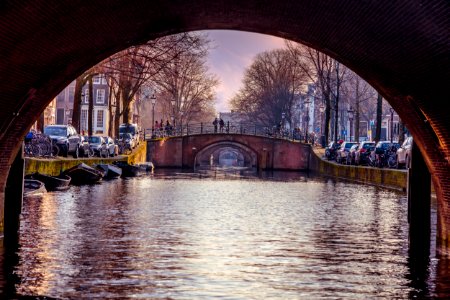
119 123 140 147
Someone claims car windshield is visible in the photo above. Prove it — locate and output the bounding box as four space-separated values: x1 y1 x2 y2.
119 125 136 135
362 143 375 149
88 136 102 144
44 126 67 137
345 143 356 149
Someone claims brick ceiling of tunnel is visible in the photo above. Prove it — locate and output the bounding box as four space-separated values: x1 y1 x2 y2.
0 0 449 168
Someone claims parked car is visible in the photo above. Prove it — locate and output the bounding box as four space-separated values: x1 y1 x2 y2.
88 136 108 157
346 144 359 165
79 136 93 157
396 136 413 169
102 136 118 157
336 142 358 163
119 123 140 148
324 141 342 161
354 141 376 165
43 124 81 158
119 133 136 149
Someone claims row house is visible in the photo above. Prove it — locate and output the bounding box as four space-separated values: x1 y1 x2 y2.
55 74 110 135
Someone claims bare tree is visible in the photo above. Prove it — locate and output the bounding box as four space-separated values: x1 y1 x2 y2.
230 49 308 127
340 70 377 141
151 33 219 126
286 42 339 143
99 32 211 136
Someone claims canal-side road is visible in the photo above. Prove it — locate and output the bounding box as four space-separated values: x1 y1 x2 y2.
24 142 147 176
310 146 408 191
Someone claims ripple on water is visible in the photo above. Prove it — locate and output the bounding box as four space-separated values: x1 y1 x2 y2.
5 170 440 299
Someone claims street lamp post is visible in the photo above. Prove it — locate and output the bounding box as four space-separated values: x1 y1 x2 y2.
171 99 176 126
389 107 395 143
304 99 311 143
150 94 156 137
348 106 354 142
319 103 325 147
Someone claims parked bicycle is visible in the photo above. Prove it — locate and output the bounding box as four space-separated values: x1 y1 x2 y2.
24 131 59 157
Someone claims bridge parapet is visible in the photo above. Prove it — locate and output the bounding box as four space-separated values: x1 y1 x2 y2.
144 122 311 143
147 134 310 170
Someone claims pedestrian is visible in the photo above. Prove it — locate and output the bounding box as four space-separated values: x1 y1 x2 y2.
165 120 172 135
219 118 225 133
213 118 218 133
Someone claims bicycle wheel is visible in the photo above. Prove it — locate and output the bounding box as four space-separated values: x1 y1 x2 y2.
51 144 59 157
31 144 42 157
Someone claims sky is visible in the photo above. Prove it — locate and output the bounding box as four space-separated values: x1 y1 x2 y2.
204 30 286 113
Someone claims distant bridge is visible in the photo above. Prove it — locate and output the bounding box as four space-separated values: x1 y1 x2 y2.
145 123 311 170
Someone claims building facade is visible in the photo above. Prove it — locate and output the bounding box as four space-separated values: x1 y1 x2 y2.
55 74 110 135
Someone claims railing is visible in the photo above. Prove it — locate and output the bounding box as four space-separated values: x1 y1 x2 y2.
144 122 313 143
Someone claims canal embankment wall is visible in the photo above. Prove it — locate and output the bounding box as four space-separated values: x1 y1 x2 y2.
309 147 408 191
24 142 147 176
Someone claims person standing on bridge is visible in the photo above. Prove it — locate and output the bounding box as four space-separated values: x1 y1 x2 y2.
219 118 225 133
213 118 218 133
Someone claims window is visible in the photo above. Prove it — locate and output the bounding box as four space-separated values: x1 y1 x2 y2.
80 109 88 131
93 75 101 84
96 89 105 104
56 109 65 124
96 110 104 128
68 86 75 102
84 89 89 104
57 92 65 103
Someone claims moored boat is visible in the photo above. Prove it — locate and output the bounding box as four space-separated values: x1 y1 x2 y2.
63 163 103 184
113 161 140 177
113 161 146 177
24 179 47 197
96 164 122 179
27 172 71 191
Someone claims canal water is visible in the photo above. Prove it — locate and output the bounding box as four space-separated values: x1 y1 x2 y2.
0 169 446 299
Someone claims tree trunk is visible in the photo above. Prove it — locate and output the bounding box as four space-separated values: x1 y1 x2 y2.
88 77 94 136
108 81 114 137
334 62 340 142
324 94 331 144
375 93 382 143
355 100 360 143
72 76 84 133
354 82 360 142
115 90 121 138
36 113 44 132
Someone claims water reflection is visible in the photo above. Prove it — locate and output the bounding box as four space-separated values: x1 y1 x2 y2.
0 169 447 298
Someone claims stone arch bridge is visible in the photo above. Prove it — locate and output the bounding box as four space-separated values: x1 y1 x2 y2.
147 134 310 170
0 1 449 255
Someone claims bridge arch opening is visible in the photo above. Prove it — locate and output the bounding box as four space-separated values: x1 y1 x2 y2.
0 1 449 253
194 141 258 170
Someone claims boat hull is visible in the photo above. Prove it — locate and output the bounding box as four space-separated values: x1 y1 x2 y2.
28 172 71 191
96 164 122 179
63 163 103 184
24 179 47 197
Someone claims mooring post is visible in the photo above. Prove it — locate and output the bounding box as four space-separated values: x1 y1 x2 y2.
4 144 24 246
408 141 431 258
